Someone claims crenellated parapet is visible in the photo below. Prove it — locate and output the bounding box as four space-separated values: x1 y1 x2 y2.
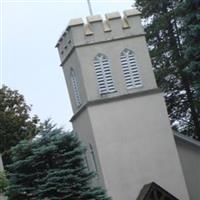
56 9 145 65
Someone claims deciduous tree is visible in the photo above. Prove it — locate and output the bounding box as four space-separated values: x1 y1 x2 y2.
0 86 39 164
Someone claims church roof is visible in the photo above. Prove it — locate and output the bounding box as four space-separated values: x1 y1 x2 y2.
137 182 179 200
174 131 200 148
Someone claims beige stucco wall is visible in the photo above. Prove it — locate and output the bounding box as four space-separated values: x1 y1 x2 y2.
85 92 189 200
76 35 157 102
0 154 7 200
60 9 156 115
0 154 3 171
62 50 88 112
175 135 200 200
62 34 157 114
56 10 144 65
0 195 7 200
58 9 189 200
72 109 105 187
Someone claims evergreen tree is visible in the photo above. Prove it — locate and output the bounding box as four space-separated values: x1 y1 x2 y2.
135 0 200 138
7 123 111 200
176 0 200 138
178 0 200 114
7 140 35 200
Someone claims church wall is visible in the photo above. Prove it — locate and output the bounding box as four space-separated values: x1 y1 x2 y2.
87 92 189 200
0 154 3 171
76 35 157 102
0 155 7 200
72 108 105 187
175 136 200 200
0 195 7 200
56 9 190 200
62 50 88 112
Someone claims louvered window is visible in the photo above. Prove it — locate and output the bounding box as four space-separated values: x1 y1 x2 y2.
70 69 82 107
94 54 115 94
120 49 142 89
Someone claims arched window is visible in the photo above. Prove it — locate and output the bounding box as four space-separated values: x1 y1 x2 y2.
120 49 142 89
94 54 115 95
70 69 82 107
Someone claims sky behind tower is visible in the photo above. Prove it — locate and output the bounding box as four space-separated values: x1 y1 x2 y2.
1 0 134 130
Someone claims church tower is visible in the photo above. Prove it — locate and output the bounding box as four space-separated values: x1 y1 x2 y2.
56 9 189 200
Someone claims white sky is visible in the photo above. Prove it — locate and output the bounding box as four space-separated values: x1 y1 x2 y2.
1 0 134 130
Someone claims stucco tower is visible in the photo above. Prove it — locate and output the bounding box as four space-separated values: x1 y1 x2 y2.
56 9 189 200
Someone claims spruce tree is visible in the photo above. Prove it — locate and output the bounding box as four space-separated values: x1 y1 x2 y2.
7 140 36 199
7 123 111 200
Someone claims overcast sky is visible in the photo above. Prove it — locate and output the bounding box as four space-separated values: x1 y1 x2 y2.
1 0 134 130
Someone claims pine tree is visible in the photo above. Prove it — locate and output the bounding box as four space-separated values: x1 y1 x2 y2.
135 0 200 138
178 0 200 124
7 123 111 200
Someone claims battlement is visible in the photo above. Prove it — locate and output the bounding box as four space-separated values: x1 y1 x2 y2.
56 9 145 65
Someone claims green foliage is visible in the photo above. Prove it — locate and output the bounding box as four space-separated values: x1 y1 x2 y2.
178 0 200 95
135 0 200 138
0 86 40 164
0 171 9 194
7 123 111 200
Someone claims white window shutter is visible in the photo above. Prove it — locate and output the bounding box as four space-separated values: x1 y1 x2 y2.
94 54 115 94
120 49 142 89
70 69 82 107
